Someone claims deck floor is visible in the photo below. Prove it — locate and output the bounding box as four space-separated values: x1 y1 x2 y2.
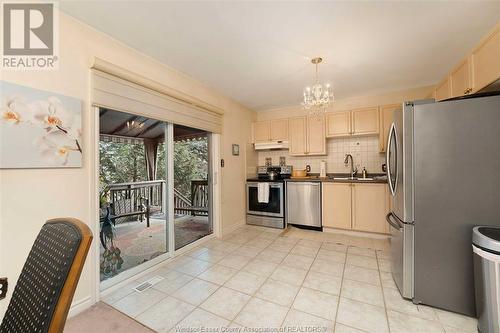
100 215 211 281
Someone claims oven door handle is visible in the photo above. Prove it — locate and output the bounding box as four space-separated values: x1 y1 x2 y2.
247 182 283 188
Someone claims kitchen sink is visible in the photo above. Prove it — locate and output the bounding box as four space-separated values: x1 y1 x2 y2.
332 177 374 181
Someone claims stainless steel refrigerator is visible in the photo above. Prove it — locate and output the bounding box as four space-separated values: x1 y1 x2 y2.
385 93 500 316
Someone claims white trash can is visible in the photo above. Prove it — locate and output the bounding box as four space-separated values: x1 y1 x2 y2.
473 226 500 333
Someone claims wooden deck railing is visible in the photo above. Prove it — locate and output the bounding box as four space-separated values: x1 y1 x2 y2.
108 180 164 225
174 188 192 215
108 179 208 223
191 180 209 216
174 180 209 216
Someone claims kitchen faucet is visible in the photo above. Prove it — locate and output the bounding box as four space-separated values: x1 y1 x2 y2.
344 154 358 179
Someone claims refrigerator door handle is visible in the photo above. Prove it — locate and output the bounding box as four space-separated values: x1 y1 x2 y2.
386 212 402 230
386 123 398 196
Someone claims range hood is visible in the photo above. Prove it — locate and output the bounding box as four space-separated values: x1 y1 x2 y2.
254 141 289 150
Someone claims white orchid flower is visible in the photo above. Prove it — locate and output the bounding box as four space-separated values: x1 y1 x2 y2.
34 130 78 165
30 96 75 130
1 95 31 125
66 118 82 141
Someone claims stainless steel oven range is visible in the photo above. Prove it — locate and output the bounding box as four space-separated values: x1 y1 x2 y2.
246 166 291 229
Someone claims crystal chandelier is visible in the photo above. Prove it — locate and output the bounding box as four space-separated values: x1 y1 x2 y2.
126 120 145 130
302 57 334 114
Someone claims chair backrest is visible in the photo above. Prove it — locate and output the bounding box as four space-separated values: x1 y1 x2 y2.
0 218 93 333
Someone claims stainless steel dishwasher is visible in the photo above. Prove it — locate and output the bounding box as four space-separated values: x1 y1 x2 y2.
286 181 321 229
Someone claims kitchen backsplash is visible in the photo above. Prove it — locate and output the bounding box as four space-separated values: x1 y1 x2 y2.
257 136 385 174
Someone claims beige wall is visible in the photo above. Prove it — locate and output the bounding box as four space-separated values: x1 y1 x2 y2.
0 11 255 318
256 85 434 121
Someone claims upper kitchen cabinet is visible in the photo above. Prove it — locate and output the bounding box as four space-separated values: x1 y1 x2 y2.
307 115 326 155
352 107 379 135
270 119 288 141
435 22 500 99
326 108 379 138
471 23 500 92
435 76 451 101
289 115 326 156
450 58 473 98
379 104 401 153
289 116 307 155
252 119 288 143
252 121 271 143
326 111 351 137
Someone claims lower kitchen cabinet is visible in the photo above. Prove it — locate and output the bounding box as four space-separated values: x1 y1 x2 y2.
322 182 389 234
352 183 388 234
322 183 352 229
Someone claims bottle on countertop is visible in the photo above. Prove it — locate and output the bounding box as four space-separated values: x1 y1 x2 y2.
362 167 367 179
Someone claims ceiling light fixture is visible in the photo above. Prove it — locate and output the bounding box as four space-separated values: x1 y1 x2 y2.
302 57 333 114
126 120 145 130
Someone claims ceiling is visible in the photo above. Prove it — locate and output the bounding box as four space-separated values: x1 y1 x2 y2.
61 1 500 111
99 108 207 141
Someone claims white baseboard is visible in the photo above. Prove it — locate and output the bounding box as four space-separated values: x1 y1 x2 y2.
1 289 94 321
68 295 93 318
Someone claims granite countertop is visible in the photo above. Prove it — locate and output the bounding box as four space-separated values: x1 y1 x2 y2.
284 173 388 184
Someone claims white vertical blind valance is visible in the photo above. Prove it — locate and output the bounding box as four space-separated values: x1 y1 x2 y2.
91 59 223 133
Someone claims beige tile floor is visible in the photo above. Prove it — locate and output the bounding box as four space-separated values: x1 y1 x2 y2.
102 225 478 333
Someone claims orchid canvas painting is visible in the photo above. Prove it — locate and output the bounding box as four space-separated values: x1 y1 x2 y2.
0 81 83 168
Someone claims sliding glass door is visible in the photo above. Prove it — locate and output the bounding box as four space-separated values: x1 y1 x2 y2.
172 124 212 250
98 108 213 286
99 108 169 283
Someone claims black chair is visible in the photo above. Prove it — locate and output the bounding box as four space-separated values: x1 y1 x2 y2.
0 218 93 333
